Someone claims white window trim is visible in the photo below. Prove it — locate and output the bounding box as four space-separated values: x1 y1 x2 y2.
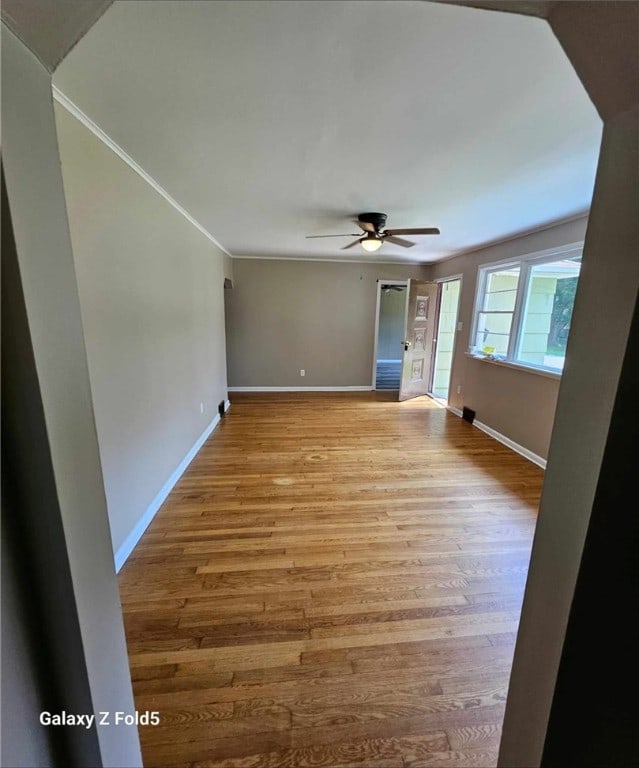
469 242 583 375
465 351 562 380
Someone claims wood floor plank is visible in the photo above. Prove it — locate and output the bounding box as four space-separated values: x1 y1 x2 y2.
192 733 446 768
118 392 540 767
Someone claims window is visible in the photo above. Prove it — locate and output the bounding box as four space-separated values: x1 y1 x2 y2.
474 266 521 356
471 245 582 373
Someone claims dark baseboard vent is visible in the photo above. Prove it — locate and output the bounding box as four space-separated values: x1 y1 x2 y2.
462 406 476 424
218 401 225 416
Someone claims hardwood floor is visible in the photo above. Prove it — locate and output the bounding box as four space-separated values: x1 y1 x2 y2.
118 392 543 768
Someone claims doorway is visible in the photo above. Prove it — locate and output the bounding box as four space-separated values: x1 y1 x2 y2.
431 276 462 402
372 281 408 390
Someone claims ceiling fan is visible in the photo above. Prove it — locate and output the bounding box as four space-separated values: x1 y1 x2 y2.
305 212 440 252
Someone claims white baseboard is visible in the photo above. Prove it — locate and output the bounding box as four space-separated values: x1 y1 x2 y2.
446 407 546 469
114 414 221 572
224 399 231 412
227 386 374 392
473 419 547 469
447 406 463 418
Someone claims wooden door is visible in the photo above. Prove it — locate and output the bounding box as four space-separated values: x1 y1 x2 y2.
399 280 439 402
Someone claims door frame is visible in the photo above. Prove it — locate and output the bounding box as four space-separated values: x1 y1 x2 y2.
371 279 409 389
428 273 463 398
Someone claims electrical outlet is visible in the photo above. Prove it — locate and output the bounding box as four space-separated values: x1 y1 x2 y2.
300 369 305 377
456 385 462 395
200 402 204 414
457 321 463 331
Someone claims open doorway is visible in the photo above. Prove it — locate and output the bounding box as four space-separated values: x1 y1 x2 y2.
372 281 408 390
431 276 462 402
373 278 461 401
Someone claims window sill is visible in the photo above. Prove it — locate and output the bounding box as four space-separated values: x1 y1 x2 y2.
465 352 562 380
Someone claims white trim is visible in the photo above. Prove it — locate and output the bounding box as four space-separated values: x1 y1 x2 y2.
399 279 413 391
227 386 374 392
468 241 583 375
473 419 547 469
435 272 463 284
114 415 220 572
473 242 583 280
432 274 463 400
465 352 562 380
445 406 546 469
433 213 589 267
372 279 409 388
231 255 427 266
224 399 231 412
372 283 383 388
49 86 588 271
52 86 232 257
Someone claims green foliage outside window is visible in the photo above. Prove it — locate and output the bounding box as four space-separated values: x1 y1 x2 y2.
548 277 578 356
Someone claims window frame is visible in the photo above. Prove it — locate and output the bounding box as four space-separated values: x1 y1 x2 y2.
469 242 583 375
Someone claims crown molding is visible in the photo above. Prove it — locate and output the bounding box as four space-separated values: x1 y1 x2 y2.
230 254 430 266
434 211 589 266
52 84 588 269
52 85 232 257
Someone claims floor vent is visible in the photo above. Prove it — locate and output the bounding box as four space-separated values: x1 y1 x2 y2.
462 406 476 424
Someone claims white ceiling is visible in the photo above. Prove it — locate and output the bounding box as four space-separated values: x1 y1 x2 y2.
54 0 602 264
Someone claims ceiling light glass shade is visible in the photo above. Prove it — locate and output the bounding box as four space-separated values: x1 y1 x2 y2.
361 236 382 252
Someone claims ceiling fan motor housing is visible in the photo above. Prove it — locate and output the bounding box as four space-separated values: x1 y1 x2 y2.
357 212 387 231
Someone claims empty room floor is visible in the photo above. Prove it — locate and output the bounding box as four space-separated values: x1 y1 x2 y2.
118 392 543 768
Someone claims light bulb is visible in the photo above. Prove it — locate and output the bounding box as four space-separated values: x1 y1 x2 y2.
360 236 382 252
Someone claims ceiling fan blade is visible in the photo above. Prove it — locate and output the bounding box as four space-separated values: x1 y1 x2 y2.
384 235 415 248
356 220 377 233
341 239 361 250
306 233 361 238
384 227 440 236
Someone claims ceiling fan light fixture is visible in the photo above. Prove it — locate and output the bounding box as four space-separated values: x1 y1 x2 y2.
360 234 382 252
305 212 440 252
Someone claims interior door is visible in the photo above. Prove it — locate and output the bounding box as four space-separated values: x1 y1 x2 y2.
399 279 439 402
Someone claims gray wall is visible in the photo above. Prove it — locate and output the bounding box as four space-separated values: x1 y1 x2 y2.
501 101 639 768
2 25 141 767
431 216 588 459
225 259 429 388
542 257 639 766
223 253 234 283
377 287 406 360
1 534 56 768
55 103 229 559
3 168 60 768
499 3 639 765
